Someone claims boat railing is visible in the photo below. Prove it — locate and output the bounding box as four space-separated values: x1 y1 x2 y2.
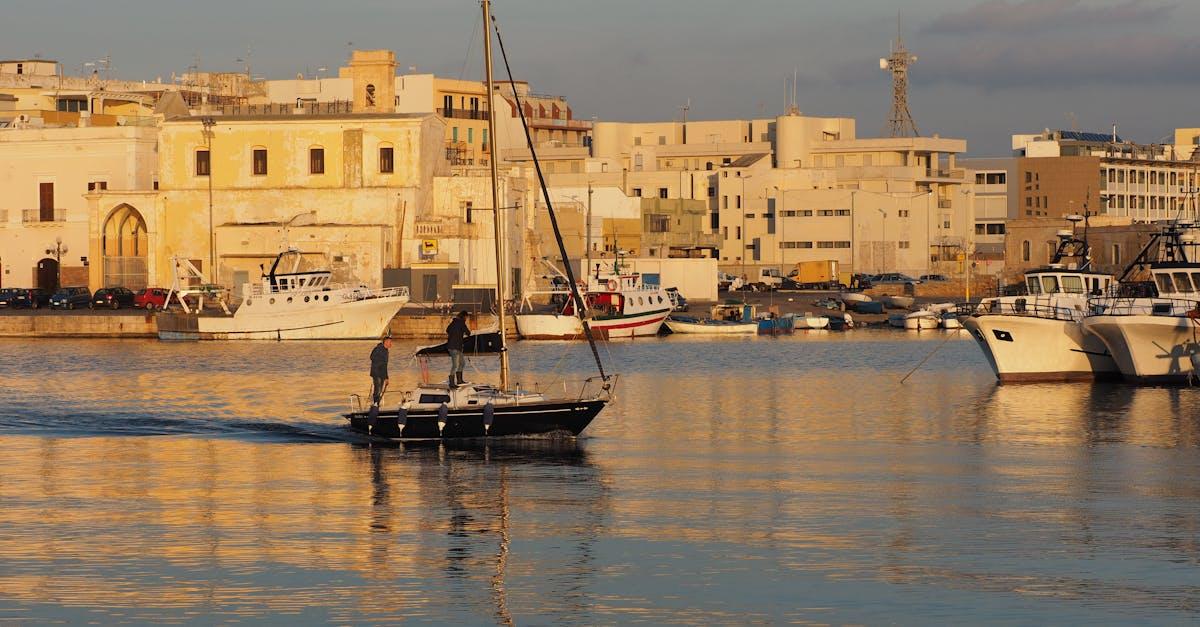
521 374 618 402
350 389 412 414
957 299 1082 321
1086 295 1200 317
250 283 409 300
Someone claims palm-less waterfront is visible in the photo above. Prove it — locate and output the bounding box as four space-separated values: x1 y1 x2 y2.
1 332 1199 623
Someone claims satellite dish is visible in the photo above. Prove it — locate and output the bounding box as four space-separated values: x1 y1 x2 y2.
879 58 888 70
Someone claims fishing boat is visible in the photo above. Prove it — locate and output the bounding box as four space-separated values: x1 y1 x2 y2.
157 250 409 340
515 258 670 340
345 1 614 438
960 215 1118 382
1081 220 1200 383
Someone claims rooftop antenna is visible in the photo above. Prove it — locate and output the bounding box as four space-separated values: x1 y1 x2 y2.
785 67 800 115
880 11 919 137
679 98 690 143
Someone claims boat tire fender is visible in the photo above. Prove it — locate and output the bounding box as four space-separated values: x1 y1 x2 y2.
483 403 494 435
437 403 448 437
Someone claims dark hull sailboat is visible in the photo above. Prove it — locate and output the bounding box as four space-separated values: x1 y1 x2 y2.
344 0 614 440
346 395 605 439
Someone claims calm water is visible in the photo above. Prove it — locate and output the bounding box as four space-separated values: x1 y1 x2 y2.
2 332 1200 624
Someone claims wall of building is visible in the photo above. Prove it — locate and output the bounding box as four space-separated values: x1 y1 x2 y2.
0 125 157 290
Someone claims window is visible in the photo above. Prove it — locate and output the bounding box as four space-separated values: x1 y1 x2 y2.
781 241 813 249
707 186 715 198
1026 197 1032 207
648 214 670 233
706 162 714 170
722 195 728 209
633 187 643 197
482 129 489 150
1022 240 1031 262
943 220 951 229
468 128 474 144
309 148 325 174
736 195 741 209
380 147 394 173
801 210 813 217
462 200 473 224
196 150 211 176
987 224 1005 235
634 137 642 146
252 148 268 175
817 209 834 216
745 213 755 219
898 210 909 217
817 241 851 249
16 63 22 75
898 241 910 249
452 127 459 142
1041 276 1060 293
722 158 732 166
975 224 985 235
1062 275 1084 293
1173 272 1193 293
736 226 741 240
1111 244 1121 265
835 209 850 216
1156 274 1175 294
87 181 107 191
658 187 668 199
1025 172 1032 183
710 212 719 230
658 135 666 145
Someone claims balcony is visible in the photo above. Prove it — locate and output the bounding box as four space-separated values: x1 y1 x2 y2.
22 208 66 223
437 108 489 121
528 117 592 130
923 168 967 181
938 199 953 209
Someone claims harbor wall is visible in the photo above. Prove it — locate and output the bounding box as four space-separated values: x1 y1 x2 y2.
0 313 157 338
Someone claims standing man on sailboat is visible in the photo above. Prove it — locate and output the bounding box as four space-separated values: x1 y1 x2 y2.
446 311 471 388
369 336 392 406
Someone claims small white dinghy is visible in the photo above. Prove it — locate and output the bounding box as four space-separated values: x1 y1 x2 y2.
939 311 963 329
882 295 915 309
665 317 758 335
799 315 830 330
840 291 872 304
904 310 939 331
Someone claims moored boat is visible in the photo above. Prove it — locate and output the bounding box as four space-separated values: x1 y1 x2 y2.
665 316 758 335
903 311 939 331
157 250 409 341
960 215 1119 382
515 261 671 340
882 294 915 309
1081 221 1200 383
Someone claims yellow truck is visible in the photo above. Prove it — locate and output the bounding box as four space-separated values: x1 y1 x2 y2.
785 260 844 290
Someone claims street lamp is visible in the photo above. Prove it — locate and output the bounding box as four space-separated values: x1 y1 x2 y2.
45 236 67 289
876 208 887 274
201 117 216 281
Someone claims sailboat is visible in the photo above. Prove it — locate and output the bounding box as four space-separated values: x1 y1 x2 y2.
344 0 614 438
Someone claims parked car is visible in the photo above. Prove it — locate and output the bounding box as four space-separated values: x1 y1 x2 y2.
50 287 92 310
919 274 949 282
0 288 29 308
665 287 689 312
26 287 52 309
871 273 922 285
134 287 171 310
91 287 136 310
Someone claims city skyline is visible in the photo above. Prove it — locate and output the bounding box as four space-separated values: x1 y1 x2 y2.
4 0 1200 154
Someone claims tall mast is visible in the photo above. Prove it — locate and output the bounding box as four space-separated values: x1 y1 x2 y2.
482 0 509 391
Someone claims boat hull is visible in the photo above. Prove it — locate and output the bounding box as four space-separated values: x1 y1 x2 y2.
1081 315 1200 383
665 319 758 334
963 315 1120 382
904 315 939 331
345 399 606 439
516 309 669 340
157 295 407 340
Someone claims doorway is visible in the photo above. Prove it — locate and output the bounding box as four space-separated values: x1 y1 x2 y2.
36 258 59 290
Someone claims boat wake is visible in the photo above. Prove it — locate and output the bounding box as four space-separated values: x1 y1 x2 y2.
0 410 355 443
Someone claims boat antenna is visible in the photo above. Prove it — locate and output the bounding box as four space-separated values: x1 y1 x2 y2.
481 0 510 391
489 8 608 381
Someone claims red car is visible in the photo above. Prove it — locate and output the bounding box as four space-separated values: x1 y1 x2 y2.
134 287 171 310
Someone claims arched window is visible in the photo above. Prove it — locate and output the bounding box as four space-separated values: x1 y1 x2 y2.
1021 240 1031 262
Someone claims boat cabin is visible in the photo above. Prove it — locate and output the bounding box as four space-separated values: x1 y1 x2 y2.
1023 267 1112 296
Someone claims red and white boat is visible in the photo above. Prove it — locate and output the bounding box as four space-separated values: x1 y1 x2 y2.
516 262 671 340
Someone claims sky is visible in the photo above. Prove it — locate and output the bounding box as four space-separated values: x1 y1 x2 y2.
5 0 1199 155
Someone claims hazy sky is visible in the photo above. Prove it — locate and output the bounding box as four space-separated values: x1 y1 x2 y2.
5 0 1199 155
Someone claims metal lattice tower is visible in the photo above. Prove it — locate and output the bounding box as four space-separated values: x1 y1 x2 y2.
880 20 919 138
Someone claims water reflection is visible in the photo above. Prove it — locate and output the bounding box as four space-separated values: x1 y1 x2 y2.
1 336 1200 622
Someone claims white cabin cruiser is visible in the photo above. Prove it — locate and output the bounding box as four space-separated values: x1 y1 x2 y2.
1081 221 1200 383
157 250 409 340
960 216 1119 382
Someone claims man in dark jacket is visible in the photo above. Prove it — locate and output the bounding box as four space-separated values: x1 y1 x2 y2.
369 337 392 405
446 311 471 388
